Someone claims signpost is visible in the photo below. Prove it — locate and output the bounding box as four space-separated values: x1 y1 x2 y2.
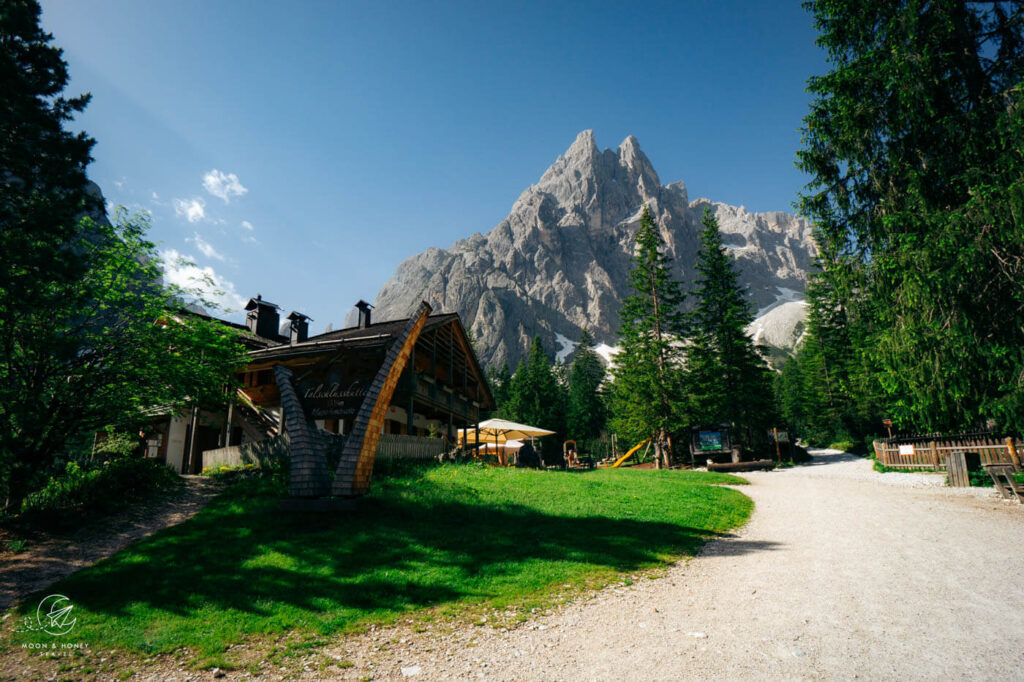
768 428 790 463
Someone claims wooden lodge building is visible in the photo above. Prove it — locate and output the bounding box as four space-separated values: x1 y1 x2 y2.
150 296 495 473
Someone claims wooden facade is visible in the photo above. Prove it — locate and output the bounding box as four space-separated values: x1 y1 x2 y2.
140 298 494 474
241 310 494 443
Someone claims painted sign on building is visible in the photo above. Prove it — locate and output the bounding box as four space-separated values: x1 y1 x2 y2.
299 381 367 419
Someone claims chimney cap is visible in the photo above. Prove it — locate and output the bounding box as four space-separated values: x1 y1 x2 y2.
245 295 281 311
286 310 312 322
355 299 374 310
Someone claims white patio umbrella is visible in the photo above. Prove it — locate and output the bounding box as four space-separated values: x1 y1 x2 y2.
459 418 555 443
459 419 555 465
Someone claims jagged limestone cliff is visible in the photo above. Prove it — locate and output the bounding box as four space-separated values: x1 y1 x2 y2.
353 131 816 368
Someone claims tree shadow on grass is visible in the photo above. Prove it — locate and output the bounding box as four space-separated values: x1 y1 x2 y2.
32 475 776 652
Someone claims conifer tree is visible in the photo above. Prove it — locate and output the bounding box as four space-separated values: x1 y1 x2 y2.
566 329 606 442
505 337 566 462
607 205 686 467
0 2 247 509
685 208 775 447
798 0 1024 433
486 362 512 418
1 0 97 318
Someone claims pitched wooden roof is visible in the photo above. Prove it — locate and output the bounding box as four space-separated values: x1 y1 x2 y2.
246 311 494 409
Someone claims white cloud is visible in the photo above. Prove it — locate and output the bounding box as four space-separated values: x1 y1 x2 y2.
161 249 246 312
203 169 248 203
239 220 259 245
151 191 160 200
173 197 206 223
187 233 226 262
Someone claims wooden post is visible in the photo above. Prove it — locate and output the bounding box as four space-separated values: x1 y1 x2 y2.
773 427 782 463
1007 437 1021 469
929 440 939 470
220 403 231 448
186 405 201 474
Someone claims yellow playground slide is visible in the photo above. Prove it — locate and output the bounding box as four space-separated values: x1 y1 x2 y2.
609 438 651 468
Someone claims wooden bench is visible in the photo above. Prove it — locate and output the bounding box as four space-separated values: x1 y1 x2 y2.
984 463 1024 502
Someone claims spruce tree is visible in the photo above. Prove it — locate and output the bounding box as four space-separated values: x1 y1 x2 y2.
504 337 566 462
566 329 606 443
607 205 686 467
486 362 512 418
798 0 1024 433
1 0 97 321
685 208 775 447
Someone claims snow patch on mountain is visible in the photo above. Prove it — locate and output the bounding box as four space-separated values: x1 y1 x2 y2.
594 343 621 367
554 333 579 364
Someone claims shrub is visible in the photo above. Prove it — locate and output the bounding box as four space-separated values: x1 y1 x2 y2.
20 457 179 522
968 467 994 488
95 431 142 459
5 538 28 553
827 439 871 455
788 444 812 463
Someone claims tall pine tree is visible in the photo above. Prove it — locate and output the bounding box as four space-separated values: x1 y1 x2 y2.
486 362 512 418
504 337 566 462
798 0 1024 433
608 205 687 467
566 329 606 443
685 208 775 448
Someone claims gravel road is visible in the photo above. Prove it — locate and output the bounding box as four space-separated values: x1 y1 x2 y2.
9 452 1023 680
344 450 1024 681
0 476 223 611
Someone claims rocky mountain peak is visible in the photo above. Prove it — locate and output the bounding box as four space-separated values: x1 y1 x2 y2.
617 135 648 172
352 132 817 369
565 128 599 159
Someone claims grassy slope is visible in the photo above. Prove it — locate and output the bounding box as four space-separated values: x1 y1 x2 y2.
7 465 750 661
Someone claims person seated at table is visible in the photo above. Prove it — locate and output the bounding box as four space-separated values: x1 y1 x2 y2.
516 440 541 469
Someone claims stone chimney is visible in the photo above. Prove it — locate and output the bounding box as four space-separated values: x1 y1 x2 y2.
355 300 373 329
287 311 311 344
244 294 281 339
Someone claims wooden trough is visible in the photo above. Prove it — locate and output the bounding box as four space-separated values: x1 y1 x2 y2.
707 459 775 473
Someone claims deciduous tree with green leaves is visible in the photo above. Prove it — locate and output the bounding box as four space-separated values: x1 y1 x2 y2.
607 205 687 467
0 1 247 510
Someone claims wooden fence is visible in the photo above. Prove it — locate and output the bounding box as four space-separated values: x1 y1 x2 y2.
202 432 446 469
375 434 448 461
873 433 1021 485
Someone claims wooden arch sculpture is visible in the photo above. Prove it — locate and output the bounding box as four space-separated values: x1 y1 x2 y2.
331 300 432 497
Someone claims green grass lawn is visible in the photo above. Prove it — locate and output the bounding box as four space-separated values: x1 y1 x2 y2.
7 464 750 666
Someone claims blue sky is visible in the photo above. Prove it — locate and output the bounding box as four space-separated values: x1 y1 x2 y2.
41 0 826 332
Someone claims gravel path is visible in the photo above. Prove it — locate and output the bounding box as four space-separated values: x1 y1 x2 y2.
8 452 1024 680
340 450 1024 681
0 475 223 611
